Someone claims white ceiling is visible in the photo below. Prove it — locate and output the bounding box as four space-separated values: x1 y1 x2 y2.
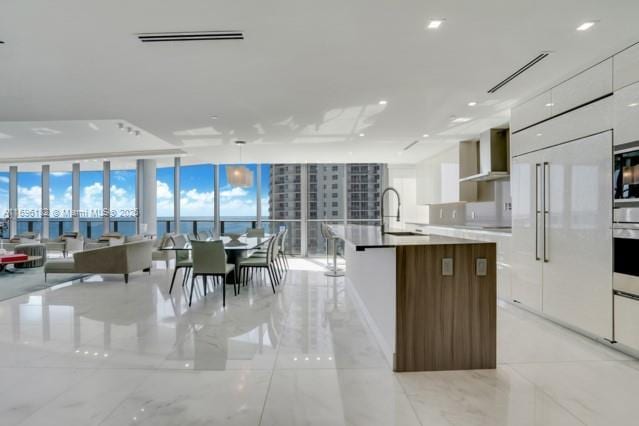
2 0 639 167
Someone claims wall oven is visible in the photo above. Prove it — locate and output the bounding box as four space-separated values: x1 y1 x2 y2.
613 208 639 298
614 142 639 204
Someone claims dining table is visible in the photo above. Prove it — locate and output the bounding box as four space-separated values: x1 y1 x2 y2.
161 235 272 284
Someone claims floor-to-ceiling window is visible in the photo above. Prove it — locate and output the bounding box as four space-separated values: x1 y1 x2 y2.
80 169 104 239
219 164 258 234
307 163 345 256
268 164 302 255
17 171 42 236
179 164 214 235
109 168 136 235
49 171 72 238
157 166 174 236
347 163 383 225
0 171 9 238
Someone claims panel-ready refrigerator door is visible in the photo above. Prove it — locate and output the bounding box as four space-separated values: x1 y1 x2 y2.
511 150 544 310
541 131 613 339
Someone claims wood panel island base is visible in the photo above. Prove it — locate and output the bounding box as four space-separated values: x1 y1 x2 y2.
332 225 496 372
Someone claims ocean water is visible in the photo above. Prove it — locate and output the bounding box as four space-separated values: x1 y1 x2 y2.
10 217 272 239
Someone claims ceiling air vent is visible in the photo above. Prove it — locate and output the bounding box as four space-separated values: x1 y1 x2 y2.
137 31 244 43
487 53 550 94
403 140 420 151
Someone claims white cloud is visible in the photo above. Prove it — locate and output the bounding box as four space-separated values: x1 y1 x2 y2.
0 176 9 184
220 187 248 198
180 188 214 217
157 180 174 217
17 185 42 214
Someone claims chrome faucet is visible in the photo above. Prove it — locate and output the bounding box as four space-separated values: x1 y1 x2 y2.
380 187 401 236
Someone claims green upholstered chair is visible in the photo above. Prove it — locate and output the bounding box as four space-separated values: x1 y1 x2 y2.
189 240 236 307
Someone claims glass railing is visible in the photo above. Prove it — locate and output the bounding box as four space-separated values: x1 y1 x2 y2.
7 218 378 257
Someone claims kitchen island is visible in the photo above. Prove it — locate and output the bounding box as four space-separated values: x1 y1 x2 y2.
330 225 496 372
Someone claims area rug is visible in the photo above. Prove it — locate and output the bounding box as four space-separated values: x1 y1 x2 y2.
0 267 88 302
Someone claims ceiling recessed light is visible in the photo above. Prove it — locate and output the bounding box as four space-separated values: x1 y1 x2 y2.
378 100 388 105
576 21 596 31
545 102 554 107
427 19 445 29
628 102 639 108
210 115 218 120
359 133 365 137
536 133 543 137
467 101 477 107
451 117 471 123
422 134 429 138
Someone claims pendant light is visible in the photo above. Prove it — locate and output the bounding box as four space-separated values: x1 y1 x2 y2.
226 140 254 188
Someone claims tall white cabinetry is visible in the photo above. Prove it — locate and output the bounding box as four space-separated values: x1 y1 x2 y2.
511 131 613 338
511 60 614 339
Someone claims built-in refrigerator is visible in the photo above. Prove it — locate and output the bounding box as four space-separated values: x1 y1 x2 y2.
511 131 613 339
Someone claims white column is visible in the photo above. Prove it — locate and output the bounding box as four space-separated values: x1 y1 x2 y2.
173 157 181 233
72 163 80 232
103 161 110 234
41 165 50 240
136 159 157 236
214 164 221 237
9 166 17 237
256 164 262 228
300 163 308 257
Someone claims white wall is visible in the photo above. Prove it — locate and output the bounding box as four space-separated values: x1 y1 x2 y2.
387 164 427 226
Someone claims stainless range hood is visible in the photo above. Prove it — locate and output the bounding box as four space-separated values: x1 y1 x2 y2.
459 128 510 182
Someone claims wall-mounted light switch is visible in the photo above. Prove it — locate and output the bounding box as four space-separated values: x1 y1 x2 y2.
476 258 487 276
442 258 454 276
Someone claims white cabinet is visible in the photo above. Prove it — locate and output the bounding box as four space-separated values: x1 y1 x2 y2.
416 146 460 204
613 81 639 146
511 91 553 132
614 42 639 90
511 96 612 157
511 132 613 338
551 59 613 115
510 150 544 310
541 132 613 339
614 295 639 352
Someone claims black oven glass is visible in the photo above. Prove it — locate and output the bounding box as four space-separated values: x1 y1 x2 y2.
614 237 639 277
615 150 639 200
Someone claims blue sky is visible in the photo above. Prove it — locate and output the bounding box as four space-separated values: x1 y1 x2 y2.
5 164 271 219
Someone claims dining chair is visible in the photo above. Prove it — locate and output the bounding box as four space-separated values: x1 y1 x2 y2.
169 234 192 294
246 227 265 238
251 231 287 279
189 240 236 307
197 230 210 241
238 236 277 294
279 228 290 270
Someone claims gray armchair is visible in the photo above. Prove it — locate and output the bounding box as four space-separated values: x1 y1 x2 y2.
189 240 236 307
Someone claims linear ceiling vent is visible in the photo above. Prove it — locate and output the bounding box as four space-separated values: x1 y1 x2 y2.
403 140 420 151
487 53 550 94
137 31 244 43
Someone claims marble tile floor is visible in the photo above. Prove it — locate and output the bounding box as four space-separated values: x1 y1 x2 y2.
0 258 637 425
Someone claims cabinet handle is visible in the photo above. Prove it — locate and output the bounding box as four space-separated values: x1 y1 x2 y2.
543 162 549 263
535 163 541 261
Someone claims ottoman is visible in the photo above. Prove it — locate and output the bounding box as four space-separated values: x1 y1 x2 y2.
14 243 47 268
44 259 76 281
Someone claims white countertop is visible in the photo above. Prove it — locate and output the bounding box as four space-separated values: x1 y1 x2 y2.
329 224 488 251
